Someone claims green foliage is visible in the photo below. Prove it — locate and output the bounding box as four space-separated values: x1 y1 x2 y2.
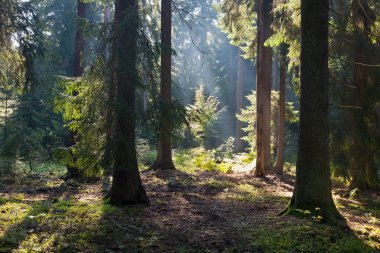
0 90 67 177
55 58 109 176
186 85 225 148
328 0 380 185
174 148 234 174
217 0 257 59
237 90 298 153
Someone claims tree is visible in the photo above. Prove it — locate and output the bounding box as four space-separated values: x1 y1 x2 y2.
282 0 342 223
187 85 225 148
235 48 245 152
328 0 380 190
255 0 273 177
74 0 86 78
274 46 287 174
66 0 87 178
348 0 378 190
109 0 149 205
150 0 176 170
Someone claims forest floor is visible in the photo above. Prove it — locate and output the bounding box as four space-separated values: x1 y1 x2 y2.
0 158 380 252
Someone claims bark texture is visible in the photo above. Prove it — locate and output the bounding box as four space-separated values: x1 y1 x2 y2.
110 0 148 206
74 0 86 77
283 0 343 223
274 47 286 175
151 0 176 171
255 0 273 177
236 48 245 152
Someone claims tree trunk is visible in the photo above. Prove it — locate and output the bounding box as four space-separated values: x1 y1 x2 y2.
255 0 273 177
150 0 176 170
236 48 245 152
74 0 86 78
67 0 86 178
109 0 148 206
102 0 115 175
4 90 8 141
274 46 286 175
272 52 280 159
349 0 378 190
282 0 343 223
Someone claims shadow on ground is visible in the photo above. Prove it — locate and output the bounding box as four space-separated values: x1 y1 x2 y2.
0 170 378 252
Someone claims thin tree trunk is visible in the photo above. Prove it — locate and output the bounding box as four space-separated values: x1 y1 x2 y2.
110 0 148 205
282 0 343 223
4 90 8 141
67 0 86 178
150 0 176 170
274 46 286 175
74 0 86 78
272 52 280 158
236 48 245 152
102 0 115 175
255 0 273 177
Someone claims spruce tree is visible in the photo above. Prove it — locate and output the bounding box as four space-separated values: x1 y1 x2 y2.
150 0 176 171
109 0 149 205
255 0 273 177
282 0 343 223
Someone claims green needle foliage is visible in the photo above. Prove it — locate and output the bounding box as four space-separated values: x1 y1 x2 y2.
186 84 225 149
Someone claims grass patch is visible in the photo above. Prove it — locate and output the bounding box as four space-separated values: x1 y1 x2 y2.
246 219 377 253
0 196 147 252
174 148 234 174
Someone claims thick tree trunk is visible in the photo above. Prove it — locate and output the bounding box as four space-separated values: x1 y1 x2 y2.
67 0 86 178
150 0 176 170
255 0 273 177
274 47 286 175
110 0 148 205
236 48 245 152
282 0 343 223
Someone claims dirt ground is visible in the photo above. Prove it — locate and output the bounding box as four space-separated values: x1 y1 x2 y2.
0 169 379 252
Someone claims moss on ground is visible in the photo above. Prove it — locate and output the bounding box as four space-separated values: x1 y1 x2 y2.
0 157 379 252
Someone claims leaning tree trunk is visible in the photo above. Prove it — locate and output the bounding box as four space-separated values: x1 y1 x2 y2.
282 0 343 223
236 48 245 152
150 0 176 170
274 46 287 175
255 0 273 177
109 0 148 206
67 0 86 178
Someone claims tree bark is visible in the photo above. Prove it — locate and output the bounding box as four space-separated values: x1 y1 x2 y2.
255 0 273 177
282 0 343 223
274 46 286 175
272 52 280 159
74 0 86 78
150 0 176 170
67 0 86 178
349 0 378 190
236 48 245 152
102 0 115 175
110 0 148 206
